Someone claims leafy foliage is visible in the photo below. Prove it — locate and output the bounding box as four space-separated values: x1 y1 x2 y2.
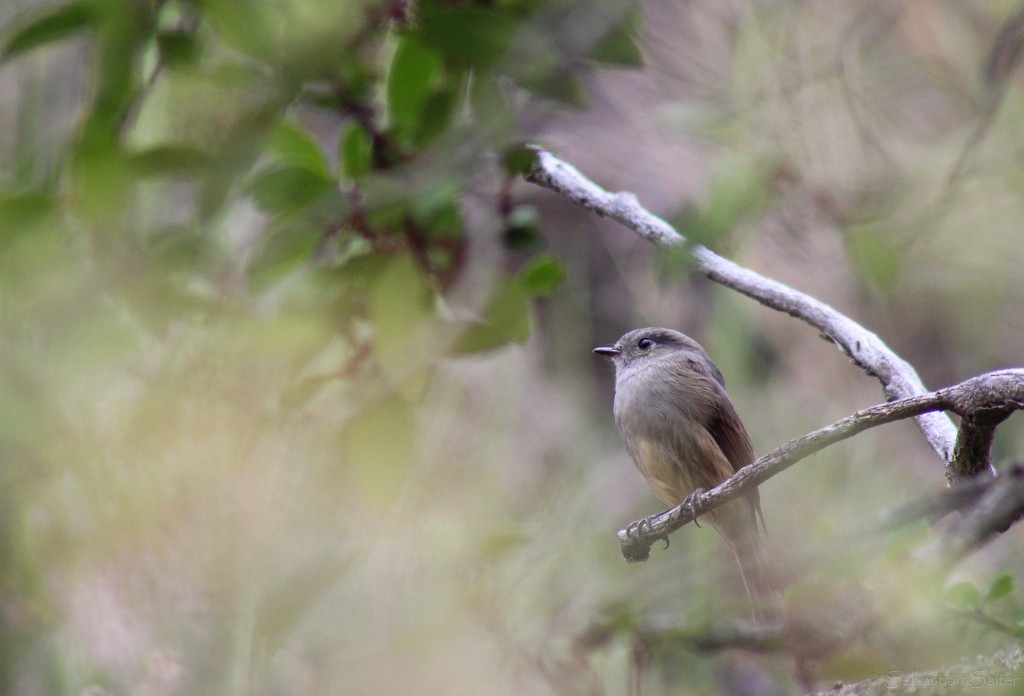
0 0 631 691
5 1 1022 694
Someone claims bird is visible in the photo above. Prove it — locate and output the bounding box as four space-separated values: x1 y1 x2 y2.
594 327 777 621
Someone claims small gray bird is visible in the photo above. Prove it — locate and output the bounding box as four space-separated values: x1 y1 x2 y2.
594 327 776 620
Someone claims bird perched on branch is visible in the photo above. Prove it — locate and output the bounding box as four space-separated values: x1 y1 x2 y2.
594 327 779 621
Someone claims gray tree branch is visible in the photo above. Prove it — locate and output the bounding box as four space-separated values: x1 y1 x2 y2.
938 463 1024 567
875 474 994 532
523 149 964 474
613 370 1024 563
817 643 1024 695
523 148 1024 696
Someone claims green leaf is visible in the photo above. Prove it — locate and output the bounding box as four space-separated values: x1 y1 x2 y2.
480 530 527 557
413 200 461 239
503 226 538 251
470 74 514 144
418 6 516 69
346 395 416 508
358 173 412 228
590 20 644 67
986 574 1015 603
247 224 321 289
453 275 532 354
247 166 333 216
369 255 436 398
146 225 211 271
410 175 462 227
413 87 459 146
278 372 336 414
503 205 539 251
654 239 695 279
519 253 565 296
387 36 444 143
691 152 767 243
945 580 981 609
1 1 95 62
0 191 55 236
527 72 588 107
501 144 536 176
128 145 212 179
882 520 930 563
267 120 330 178
0 191 58 254
339 123 373 178
156 29 199 68
70 142 132 224
847 225 902 291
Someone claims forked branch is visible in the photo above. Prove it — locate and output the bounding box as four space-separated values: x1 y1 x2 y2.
614 370 1024 563
524 149 967 475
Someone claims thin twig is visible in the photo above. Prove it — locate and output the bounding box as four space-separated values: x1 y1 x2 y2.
944 605 1023 639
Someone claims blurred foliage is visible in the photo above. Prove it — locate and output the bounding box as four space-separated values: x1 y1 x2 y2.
4 1 1024 694
0 0 640 693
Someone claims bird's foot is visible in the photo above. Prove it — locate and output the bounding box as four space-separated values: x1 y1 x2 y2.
625 518 650 540
682 488 707 527
625 518 671 550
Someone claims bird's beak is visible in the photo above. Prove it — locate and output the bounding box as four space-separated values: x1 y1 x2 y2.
593 345 620 358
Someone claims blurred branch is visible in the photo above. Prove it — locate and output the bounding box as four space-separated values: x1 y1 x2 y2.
610 370 1024 563
523 149 960 470
943 605 1023 639
577 595 872 678
875 475 994 531
524 150 1024 693
818 643 1024 696
634 616 787 653
948 3 1024 184
574 613 788 659
835 2 909 169
938 463 1024 567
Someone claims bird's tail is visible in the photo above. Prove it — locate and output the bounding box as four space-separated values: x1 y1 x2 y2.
714 501 783 624
732 535 783 624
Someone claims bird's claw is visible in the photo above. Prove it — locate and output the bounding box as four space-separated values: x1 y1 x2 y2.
625 518 671 550
682 488 707 527
626 518 650 540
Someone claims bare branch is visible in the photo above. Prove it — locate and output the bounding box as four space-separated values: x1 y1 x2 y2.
616 370 1024 563
947 3 1024 184
574 613 789 656
943 605 1023 640
939 463 1024 566
948 370 1024 482
524 149 960 469
578 595 872 666
874 476 993 532
636 616 788 653
817 643 1024 695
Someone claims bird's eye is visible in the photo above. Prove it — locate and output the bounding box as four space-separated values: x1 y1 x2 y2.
637 338 654 350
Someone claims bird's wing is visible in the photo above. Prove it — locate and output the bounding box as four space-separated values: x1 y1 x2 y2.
706 390 755 475
705 381 766 534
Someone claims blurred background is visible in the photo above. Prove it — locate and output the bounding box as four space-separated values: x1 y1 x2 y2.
2 0 1024 694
